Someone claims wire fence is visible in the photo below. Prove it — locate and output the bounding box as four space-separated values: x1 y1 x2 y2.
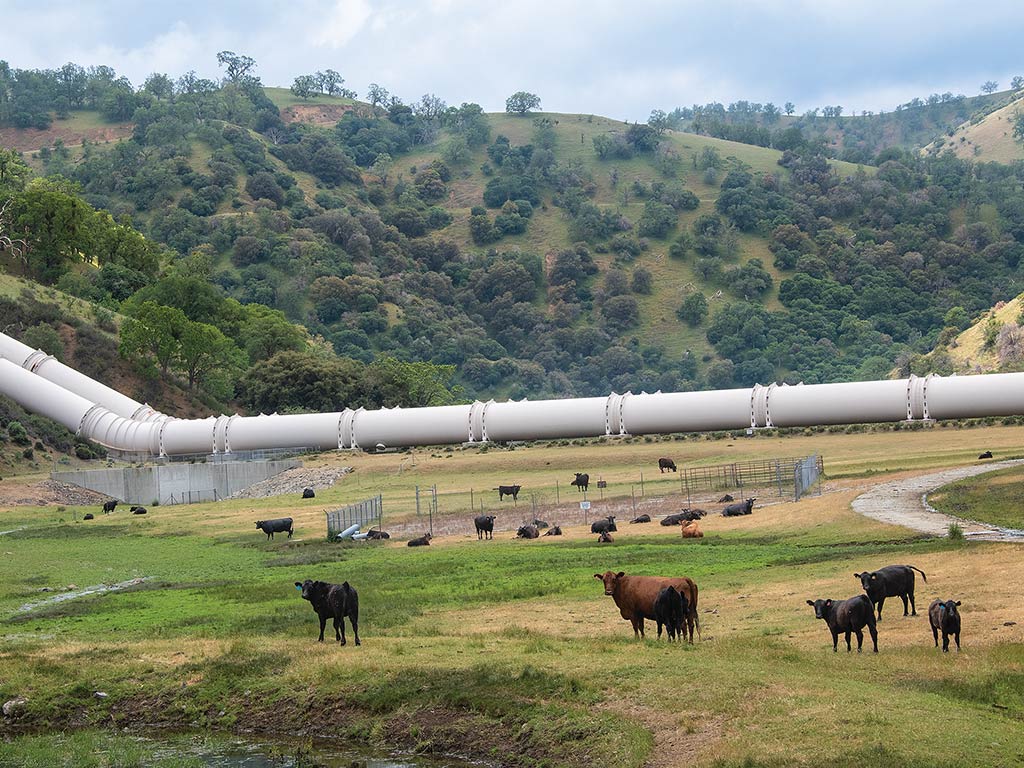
325 495 384 539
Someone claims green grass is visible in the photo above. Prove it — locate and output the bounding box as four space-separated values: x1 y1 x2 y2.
929 464 1024 529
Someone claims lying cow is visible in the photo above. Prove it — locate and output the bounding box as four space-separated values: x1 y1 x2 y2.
591 516 617 534
680 521 703 538
543 525 562 536
516 524 539 539
630 514 651 524
718 494 734 503
722 498 755 517
594 571 700 642
495 485 521 501
854 564 927 621
570 473 589 492
295 579 360 645
408 533 432 547
654 586 688 641
929 599 962 652
532 518 549 529
658 457 677 473
256 517 294 540
365 528 390 540
83 513 94 521
978 451 993 459
661 510 704 526
131 506 147 515
102 500 117 514
597 531 614 543
302 487 316 499
806 595 878 652
475 514 496 540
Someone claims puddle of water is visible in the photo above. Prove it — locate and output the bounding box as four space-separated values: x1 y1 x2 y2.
15 577 149 614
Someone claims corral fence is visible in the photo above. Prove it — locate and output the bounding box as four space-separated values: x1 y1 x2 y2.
676 454 824 503
794 454 824 501
166 489 220 505
326 495 384 540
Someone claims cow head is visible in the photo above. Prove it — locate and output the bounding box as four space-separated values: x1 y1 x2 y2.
939 599 961 617
256 521 264 528
854 572 878 592
594 571 626 595
806 598 833 619
295 579 323 602
485 515 496 524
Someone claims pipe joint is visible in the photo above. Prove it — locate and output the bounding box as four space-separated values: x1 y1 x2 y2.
751 383 776 428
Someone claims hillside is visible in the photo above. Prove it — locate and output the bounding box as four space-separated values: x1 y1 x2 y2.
923 91 1024 163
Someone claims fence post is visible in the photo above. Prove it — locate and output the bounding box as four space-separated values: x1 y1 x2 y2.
776 460 783 497
556 481 560 504
470 488 474 511
640 472 644 497
415 485 421 517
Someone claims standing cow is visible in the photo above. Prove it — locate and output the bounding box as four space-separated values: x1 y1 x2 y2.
256 518 294 540
854 564 927 621
594 571 700 643
658 458 677 473
806 595 878 653
102 500 117 514
295 579 360 646
929 599 962 652
495 485 521 501
570 473 589 492
654 586 688 641
474 515 496 540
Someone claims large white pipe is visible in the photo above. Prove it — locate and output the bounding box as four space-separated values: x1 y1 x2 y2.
3 330 1024 457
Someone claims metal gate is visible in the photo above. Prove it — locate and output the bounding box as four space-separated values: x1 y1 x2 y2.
326 495 383 539
794 455 823 501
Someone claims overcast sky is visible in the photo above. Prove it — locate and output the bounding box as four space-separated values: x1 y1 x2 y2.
4 0 1021 120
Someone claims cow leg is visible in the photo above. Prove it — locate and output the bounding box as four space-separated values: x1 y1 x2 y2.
942 632 949 653
855 629 864 652
954 631 959 652
318 615 327 642
350 616 360 646
876 596 885 621
868 623 878 653
631 615 645 639
334 616 343 643
901 593 910 617
844 630 852 652
338 617 347 646
908 590 916 616
932 624 939 647
656 621 663 640
831 630 839 652
288 529 293 539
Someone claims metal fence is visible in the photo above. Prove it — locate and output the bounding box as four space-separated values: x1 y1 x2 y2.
166 489 220 505
326 495 383 539
794 455 824 501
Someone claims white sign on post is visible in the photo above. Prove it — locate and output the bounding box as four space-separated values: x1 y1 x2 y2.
580 501 591 510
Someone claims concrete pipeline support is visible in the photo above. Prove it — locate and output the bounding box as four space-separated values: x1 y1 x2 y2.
3 331 1024 458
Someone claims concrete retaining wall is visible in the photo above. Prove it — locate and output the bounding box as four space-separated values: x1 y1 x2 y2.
52 459 302 505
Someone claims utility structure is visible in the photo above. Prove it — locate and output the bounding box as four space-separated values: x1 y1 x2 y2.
1 330 1023 458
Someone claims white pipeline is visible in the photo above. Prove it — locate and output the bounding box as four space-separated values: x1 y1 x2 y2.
2 331 1024 457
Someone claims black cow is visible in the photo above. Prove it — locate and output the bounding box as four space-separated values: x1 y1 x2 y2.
591 516 617 534
658 458 677 473
302 487 316 499
722 498 755 517
474 515 496 540
597 530 614 543
495 485 521 501
929 599 962 652
408 533 432 547
630 514 652 524
806 595 878 653
570 473 589 492
718 494 735 503
295 579 360 645
516 524 539 539
662 510 705 526
854 564 927 621
102 500 117 514
131 506 147 515
365 528 390 540
532 518 549 529
978 451 993 459
256 518 294 539
543 525 563 536
654 586 688 641
83 513 94 520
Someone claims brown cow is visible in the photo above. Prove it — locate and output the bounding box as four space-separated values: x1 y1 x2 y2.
594 571 700 642
680 520 703 538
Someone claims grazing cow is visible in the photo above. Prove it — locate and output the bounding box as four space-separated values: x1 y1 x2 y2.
475 515 496 540
597 531 614 543
102 500 117 514
929 599 962 652
256 518 294 540
722 498 755 517
653 586 688 641
408 533 432 547
594 571 700 642
365 528 390 540
806 595 878 653
543 525 563 536
83 513 94 521
630 514 652 524
591 516 617 534
532 518 549 529
680 521 703 538
131 506 147 515
658 457 677 473
302 487 316 499
718 494 735 503
495 485 521 501
295 579 360 646
978 451 993 459
570 473 589 493
854 564 927 621
516 525 539 539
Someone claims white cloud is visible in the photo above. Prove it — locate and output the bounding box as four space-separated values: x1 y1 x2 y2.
312 0 374 48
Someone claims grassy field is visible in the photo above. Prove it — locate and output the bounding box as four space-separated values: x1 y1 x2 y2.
929 464 1024 529
1 426 1024 766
